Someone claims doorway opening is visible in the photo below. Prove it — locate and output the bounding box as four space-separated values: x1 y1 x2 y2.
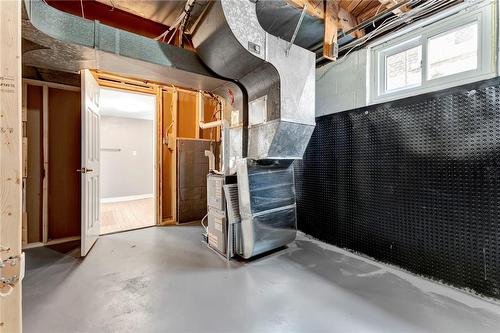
99 88 157 235
21 69 224 256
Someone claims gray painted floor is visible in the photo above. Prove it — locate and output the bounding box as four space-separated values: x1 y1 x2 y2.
24 225 500 333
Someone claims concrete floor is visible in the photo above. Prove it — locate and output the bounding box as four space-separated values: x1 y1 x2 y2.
24 225 500 333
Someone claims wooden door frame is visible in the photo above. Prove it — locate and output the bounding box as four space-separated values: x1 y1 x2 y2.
21 79 81 249
92 71 166 226
92 70 224 226
162 87 178 225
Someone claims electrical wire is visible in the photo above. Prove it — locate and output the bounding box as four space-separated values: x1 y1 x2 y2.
317 13 400 80
165 26 179 44
342 0 449 53
373 3 385 28
179 0 196 47
201 213 208 232
80 0 85 19
317 0 457 81
155 0 196 43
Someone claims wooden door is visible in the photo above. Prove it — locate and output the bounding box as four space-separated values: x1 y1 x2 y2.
80 70 101 256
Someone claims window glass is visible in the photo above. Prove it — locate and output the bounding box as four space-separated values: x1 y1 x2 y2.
385 45 422 92
428 22 478 80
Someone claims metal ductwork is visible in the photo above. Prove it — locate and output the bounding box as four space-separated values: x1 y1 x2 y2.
193 0 316 259
192 0 315 160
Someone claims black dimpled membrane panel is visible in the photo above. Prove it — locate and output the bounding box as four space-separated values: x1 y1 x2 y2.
295 78 500 298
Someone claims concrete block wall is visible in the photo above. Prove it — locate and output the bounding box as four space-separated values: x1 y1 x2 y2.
315 49 368 117
316 0 499 118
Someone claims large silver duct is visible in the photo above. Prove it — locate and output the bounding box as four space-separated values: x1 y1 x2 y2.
192 0 315 160
193 0 316 259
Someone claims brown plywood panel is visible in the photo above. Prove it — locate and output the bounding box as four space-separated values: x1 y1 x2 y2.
162 90 174 220
177 91 197 138
26 85 44 243
48 88 81 240
176 139 210 223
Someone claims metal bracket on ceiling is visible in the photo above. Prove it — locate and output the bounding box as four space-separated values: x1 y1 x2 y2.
286 3 307 56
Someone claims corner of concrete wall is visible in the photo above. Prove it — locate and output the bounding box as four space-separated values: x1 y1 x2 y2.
315 49 369 118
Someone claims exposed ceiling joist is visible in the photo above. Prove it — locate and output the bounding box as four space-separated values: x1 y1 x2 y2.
287 0 365 60
324 0 340 61
378 0 411 15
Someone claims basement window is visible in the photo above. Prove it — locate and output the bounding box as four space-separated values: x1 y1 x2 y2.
427 22 478 80
370 2 495 104
385 45 422 92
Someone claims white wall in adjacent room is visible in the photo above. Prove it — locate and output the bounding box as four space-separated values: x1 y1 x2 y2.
99 88 156 200
101 116 155 199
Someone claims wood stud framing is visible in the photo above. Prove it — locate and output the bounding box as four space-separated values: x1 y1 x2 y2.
22 83 28 247
23 71 218 235
287 0 407 61
92 71 222 226
21 79 81 249
42 85 49 245
0 0 23 330
324 0 340 60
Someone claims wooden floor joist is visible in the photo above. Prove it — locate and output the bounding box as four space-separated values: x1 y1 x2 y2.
324 0 340 60
287 0 368 61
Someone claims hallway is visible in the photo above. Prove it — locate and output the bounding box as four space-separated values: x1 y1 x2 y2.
23 226 500 333
100 198 156 234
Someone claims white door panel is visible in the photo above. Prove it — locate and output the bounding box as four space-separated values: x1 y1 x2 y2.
81 69 101 256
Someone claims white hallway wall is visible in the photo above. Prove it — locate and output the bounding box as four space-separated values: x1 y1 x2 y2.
100 116 154 199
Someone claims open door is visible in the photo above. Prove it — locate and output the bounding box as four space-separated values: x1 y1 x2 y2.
80 70 101 256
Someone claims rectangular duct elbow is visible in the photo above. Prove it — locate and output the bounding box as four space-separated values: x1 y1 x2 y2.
192 0 315 160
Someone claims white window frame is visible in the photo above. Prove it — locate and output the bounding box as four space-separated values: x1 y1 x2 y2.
370 1 496 104
426 21 480 81
377 37 423 96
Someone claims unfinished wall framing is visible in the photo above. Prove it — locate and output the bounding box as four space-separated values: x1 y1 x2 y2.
22 67 225 248
93 71 223 225
0 0 22 329
22 79 82 248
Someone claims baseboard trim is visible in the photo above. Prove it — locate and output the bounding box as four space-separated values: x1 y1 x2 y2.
101 194 154 203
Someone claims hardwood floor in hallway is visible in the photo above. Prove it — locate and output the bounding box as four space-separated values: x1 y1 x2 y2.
100 198 155 234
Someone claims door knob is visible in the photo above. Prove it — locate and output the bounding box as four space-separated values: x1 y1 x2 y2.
77 168 94 173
